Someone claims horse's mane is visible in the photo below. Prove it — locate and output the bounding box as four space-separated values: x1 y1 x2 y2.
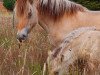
15 0 86 20
37 0 86 20
15 0 33 17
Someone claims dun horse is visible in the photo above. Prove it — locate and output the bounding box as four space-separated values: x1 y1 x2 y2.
46 27 100 75
15 0 100 75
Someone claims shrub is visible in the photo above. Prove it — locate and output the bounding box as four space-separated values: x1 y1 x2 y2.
73 0 100 10
3 0 15 11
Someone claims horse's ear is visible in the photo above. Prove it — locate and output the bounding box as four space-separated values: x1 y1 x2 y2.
48 51 52 56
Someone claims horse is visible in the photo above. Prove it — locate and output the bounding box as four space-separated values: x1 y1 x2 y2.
14 0 100 74
46 27 100 75
15 0 100 47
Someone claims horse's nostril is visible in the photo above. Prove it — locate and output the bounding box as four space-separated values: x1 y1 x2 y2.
17 34 27 43
23 34 27 38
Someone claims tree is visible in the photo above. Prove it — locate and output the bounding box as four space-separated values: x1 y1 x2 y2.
73 0 100 10
3 0 15 11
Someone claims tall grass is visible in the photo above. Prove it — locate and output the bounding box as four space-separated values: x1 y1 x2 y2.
0 5 90 75
0 11 51 75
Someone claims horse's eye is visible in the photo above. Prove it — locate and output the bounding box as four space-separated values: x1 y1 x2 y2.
28 11 32 18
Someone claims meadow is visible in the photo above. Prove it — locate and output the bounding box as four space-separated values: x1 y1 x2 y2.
0 6 51 75
0 2 95 75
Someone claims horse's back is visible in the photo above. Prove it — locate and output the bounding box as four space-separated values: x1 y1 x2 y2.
79 30 100 60
71 30 100 60
61 30 100 74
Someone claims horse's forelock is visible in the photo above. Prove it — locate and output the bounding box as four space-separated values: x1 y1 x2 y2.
16 0 27 17
16 0 33 17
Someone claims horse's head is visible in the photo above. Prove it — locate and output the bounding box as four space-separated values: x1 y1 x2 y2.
45 51 64 75
15 0 38 42
45 49 70 75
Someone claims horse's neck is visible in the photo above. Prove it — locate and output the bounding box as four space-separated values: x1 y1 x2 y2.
38 18 60 46
38 10 100 47
77 11 100 28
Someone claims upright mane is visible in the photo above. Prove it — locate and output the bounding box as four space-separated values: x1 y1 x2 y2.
37 0 87 20
15 0 33 17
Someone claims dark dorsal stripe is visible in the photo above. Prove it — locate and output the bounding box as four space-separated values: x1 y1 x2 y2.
53 47 62 58
52 27 96 59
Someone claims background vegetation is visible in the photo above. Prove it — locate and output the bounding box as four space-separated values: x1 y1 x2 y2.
2 0 100 10
3 0 15 11
0 12 51 75
73 0 100 10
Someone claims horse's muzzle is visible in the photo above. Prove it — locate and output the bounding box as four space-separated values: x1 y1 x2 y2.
17 34 27 43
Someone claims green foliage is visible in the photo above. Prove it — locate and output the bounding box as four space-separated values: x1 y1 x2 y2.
3 0 15 11
2 0 100 10
73 0 100 10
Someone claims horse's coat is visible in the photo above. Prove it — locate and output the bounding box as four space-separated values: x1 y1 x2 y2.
52 27 96 59
47 27 100 75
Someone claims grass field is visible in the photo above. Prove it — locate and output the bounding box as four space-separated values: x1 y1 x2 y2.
0 8 51 75
0 3 91 75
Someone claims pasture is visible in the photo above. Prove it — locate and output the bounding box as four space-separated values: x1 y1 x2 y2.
0 6 51 75
0 12 90 75
0 4 82 75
